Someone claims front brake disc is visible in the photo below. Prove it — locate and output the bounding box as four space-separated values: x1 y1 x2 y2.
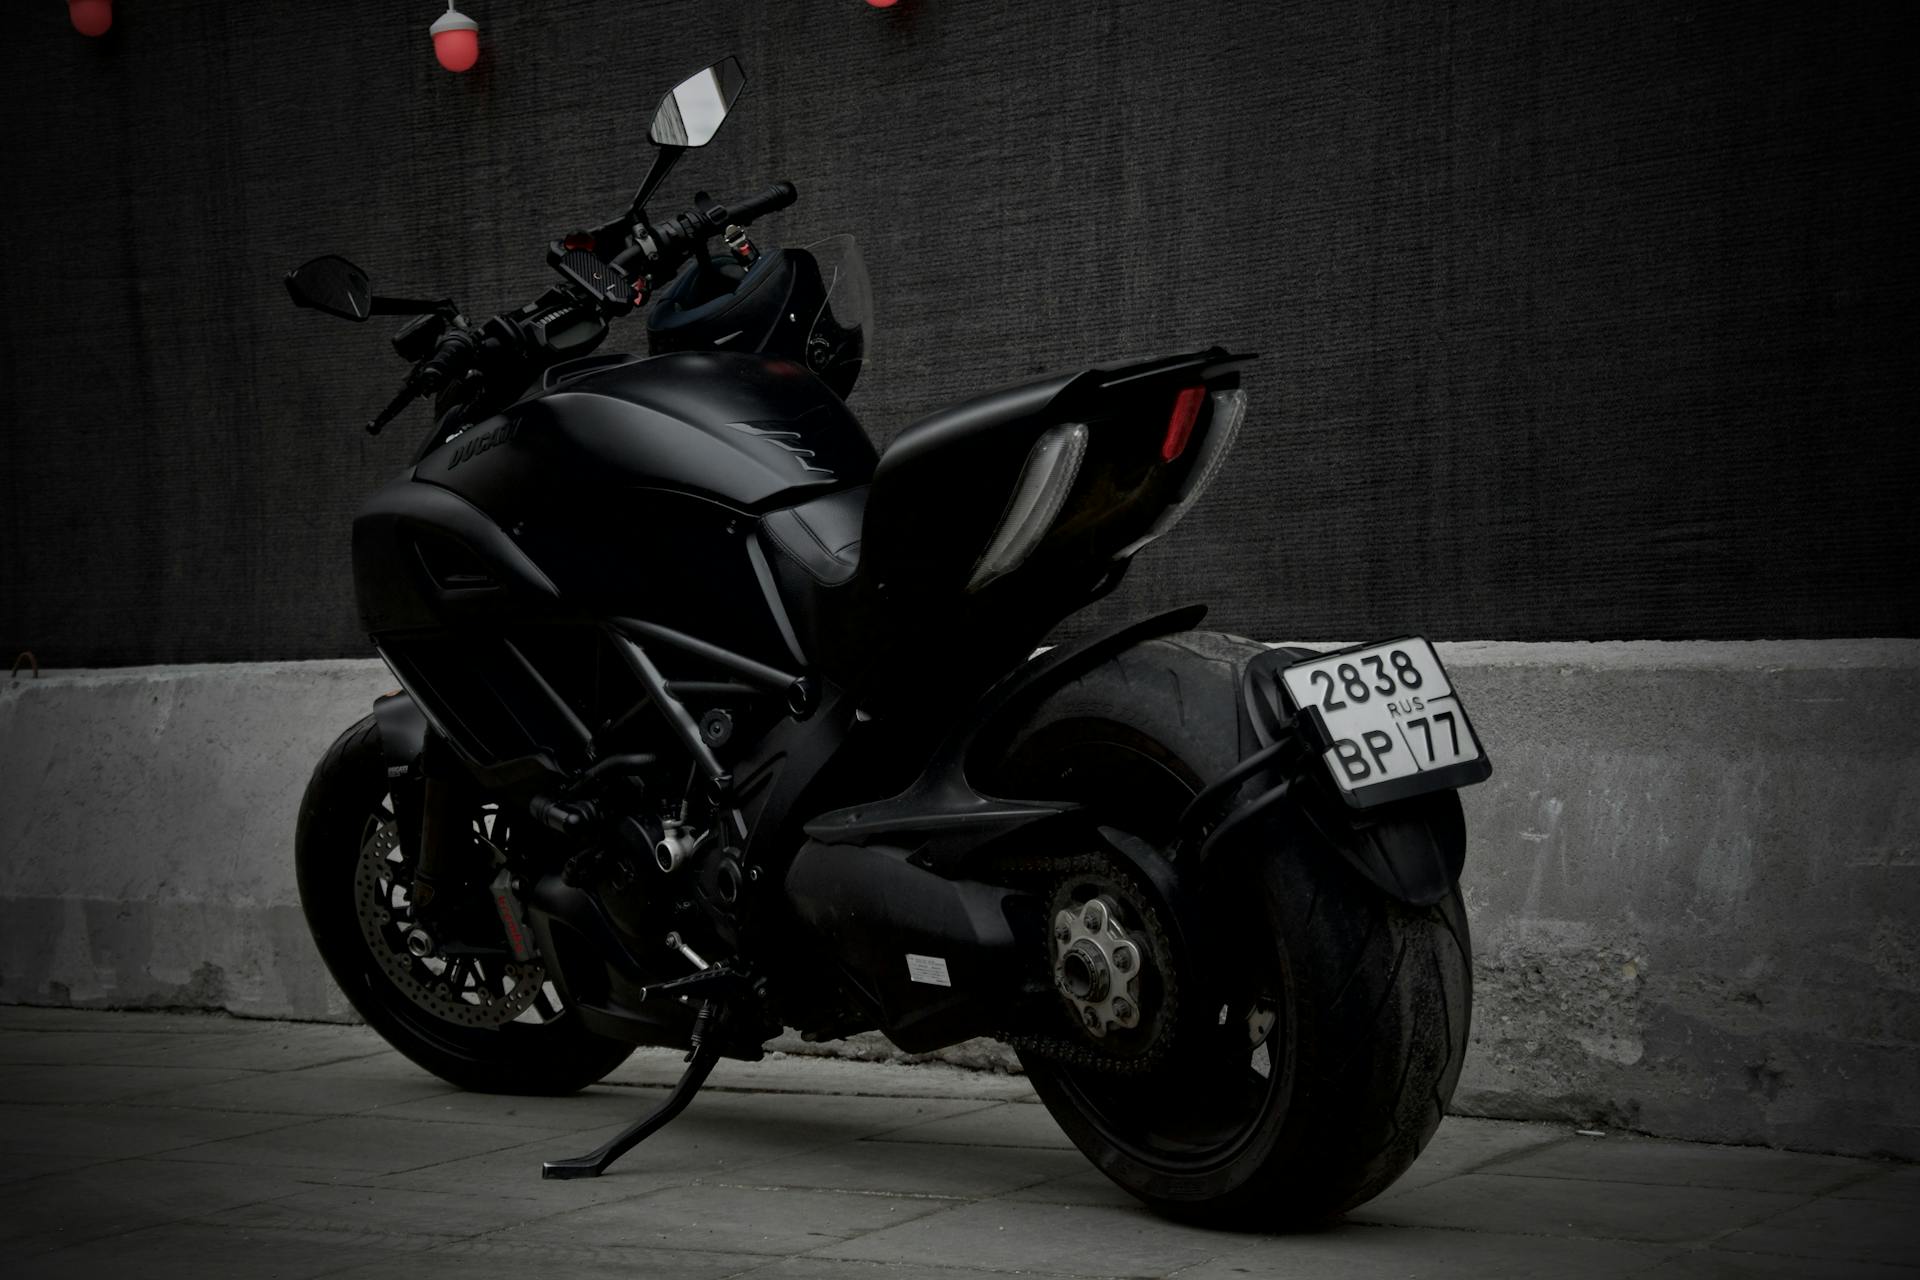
354 812 544 1028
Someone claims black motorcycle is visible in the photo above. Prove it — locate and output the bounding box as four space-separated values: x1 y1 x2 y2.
285 57 1490 1227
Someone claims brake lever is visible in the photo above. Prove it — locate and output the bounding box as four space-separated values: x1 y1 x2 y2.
365 377 422 436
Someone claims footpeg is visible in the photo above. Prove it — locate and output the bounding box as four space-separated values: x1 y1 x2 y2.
638 963 749 1003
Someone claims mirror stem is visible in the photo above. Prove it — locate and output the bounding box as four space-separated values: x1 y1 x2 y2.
632 146 685 223
368 296 460 318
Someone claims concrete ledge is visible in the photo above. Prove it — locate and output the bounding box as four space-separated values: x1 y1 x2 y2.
3 642 1917 1157
0 660 393 1020
1444 640 1920 1160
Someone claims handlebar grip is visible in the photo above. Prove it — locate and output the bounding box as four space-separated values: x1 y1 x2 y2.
418 329 477 391
609 243 650 275
722 181 797 227
630 181 801 283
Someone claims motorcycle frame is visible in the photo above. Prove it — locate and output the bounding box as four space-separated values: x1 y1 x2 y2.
367 603 1212 1048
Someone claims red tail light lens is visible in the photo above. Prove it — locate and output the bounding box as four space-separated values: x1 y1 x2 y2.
1114 389 1249 562
1161 386 1207 462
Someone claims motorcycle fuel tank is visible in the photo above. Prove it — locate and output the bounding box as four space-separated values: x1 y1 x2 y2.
355 349 875 631
352 352 874 771
423 350 876 518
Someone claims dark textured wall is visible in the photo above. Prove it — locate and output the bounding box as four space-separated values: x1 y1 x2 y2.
2 1 1914 667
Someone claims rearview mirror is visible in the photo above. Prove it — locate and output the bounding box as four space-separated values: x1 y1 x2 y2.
649 57 745 148
285 255 372 322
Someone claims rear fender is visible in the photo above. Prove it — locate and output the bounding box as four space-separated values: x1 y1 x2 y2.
801 604 1208 873
1213 647 1467 907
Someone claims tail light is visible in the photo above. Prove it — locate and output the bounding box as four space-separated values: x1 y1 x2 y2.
1115 388 1248 560
1161 386 1208 462
967 422 1090 591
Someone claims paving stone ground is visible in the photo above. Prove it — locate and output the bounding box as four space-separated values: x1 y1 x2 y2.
0 1007 1911 1278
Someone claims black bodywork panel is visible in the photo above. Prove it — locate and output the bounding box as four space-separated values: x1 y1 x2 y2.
372 687 427 770
860 348 1250 600
361 349 871 656
800 605 1209 870
359 350 871 633
351 351 870 772
420 350 877 518
350 348 1246 772
783 841 1034 1053
775 608 1210 1042
759 348 1252 698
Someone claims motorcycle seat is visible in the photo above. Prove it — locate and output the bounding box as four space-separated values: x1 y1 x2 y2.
757 485 869 673
761 485 865 589
756 371 1078 679
758 348 1248 686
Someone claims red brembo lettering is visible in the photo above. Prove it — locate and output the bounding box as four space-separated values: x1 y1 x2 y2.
495 893 530 961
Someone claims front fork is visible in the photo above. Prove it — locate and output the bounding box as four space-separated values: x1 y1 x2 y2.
411 774 472 914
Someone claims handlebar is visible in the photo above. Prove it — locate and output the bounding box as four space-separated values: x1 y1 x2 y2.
720 180 799 229
365 179 799 436
366 326 484 434
616 180 798 281
418 327 480 391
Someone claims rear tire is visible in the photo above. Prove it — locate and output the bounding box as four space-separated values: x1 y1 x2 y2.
295 715 633 1094
991 631 1471 1227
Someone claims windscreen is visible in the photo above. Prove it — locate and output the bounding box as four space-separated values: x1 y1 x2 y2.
804 234 871 398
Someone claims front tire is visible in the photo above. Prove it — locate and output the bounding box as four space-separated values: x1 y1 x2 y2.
295 714 633 1094
992 631 1472 1227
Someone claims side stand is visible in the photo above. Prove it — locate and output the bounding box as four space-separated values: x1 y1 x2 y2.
542 1035 722 1180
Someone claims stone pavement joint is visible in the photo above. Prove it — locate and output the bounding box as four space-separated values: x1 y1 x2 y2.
0 1007 1913 1279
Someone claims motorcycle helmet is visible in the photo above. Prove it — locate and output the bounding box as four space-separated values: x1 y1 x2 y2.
646 245 865 399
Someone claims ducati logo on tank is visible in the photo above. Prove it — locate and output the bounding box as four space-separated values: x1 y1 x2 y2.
447 420 518 469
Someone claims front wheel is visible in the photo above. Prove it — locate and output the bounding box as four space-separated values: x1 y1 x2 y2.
991 632 1472 1227
295 714 633 1094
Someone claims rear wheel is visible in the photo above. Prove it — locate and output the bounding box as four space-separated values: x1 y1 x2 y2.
992 632 1471 1227
295 715 633 1094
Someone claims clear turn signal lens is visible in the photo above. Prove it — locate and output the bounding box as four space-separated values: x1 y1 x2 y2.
967 421 1090 591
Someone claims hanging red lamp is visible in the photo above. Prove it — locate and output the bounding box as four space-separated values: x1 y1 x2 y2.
430 3 480 73
69 0 112 36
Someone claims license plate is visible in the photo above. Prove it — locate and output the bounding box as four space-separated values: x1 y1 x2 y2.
1278 637 1490 808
